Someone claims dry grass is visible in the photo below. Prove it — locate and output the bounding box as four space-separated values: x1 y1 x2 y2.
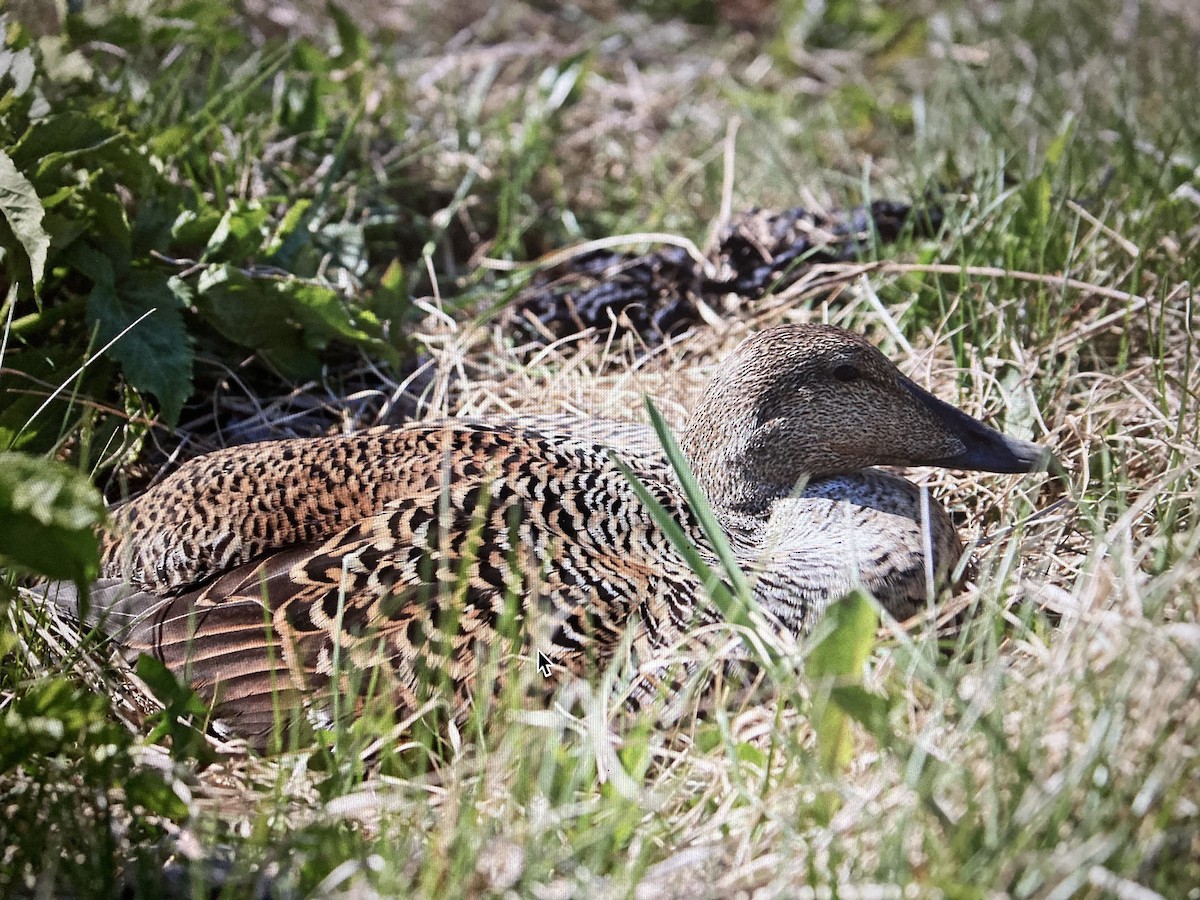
4 0 1200 896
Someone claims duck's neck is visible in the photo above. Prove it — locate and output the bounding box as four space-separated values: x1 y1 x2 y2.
680 422 790 518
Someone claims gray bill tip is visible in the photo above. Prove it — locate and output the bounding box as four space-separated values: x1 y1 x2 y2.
939 432 1052 474
909 380 1053 474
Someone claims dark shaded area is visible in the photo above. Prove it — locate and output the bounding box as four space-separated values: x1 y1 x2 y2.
510 200 943 345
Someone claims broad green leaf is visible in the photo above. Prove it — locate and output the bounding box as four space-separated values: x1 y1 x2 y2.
806 589 879 772
736 741 767 768
266 198 313 259
10 111 119 175
0 147 49 289
366 260 413 354
203 207 234 258
200 262 401 372
78 247 194 425
828 684 892 735
328 2 368 64
617 730 652 779
90 189 133 260
196 268 327 376
694 723 722 753
122 769 189 819
202 201 269 261
135 654 209 719
171 206 225 248
136 654 217 763
806 590 878 680
41 208 88 250
289 281 374 347
0 452 104 584
380 258 405 292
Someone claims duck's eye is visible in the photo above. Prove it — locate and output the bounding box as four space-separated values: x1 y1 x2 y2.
832 364 860 382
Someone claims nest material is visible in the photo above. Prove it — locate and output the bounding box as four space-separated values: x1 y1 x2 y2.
511 200 942 345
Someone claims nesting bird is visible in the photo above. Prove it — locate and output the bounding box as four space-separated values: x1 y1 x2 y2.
51 324 1046 745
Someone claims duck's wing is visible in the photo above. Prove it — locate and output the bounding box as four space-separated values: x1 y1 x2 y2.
489 415 669 474
102 420 670 595
101 423 501 593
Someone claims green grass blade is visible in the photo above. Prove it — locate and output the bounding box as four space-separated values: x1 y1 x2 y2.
609 441 783 672
643 397 753 600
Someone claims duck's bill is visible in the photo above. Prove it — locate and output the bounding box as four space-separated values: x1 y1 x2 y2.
907 380 1053 474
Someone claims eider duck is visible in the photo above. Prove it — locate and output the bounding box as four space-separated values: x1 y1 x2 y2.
48 324 1047 744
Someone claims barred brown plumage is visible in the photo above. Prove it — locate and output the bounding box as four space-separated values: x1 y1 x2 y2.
46 324 1048 747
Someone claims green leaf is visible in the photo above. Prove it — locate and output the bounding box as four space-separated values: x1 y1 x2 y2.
136 654 217 764
806 590 878 680
78 246 194 425
201 201 269 261
828 684 892 735
694 723 722 753
10 111 119 175
170 206 225 248
328 2 368 65
0 676 117 772
90 190 133 260
265 197 313 259
0 452 104 584
617 730 652 779
123 769 189 820
609 453 737 617
735 741 767 768
288 281 374 347
0 147 50 289
196 268 320 376
195 265 397 376
806 589 879 772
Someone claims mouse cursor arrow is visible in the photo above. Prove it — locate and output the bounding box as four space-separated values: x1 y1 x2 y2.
536 650 553 678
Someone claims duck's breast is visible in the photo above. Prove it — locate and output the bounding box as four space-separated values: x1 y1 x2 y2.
750 469 962 629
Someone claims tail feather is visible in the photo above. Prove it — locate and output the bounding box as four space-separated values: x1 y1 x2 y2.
35 578 309 750
37 577 167 643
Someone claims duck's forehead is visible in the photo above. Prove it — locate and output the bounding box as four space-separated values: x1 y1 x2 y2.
743 325 872 361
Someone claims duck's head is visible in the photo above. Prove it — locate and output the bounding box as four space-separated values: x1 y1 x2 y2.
681 324 1049 512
